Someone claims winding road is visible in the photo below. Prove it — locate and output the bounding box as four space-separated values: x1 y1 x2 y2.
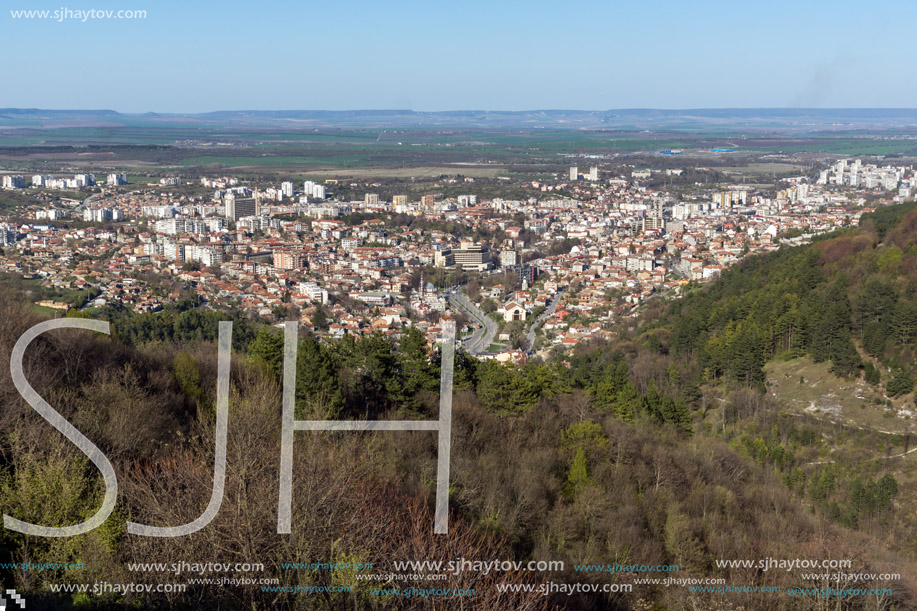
447 290 498 354
524 290 562 353
75 190 102 212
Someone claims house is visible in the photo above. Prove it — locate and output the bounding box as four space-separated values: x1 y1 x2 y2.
503 301 527 322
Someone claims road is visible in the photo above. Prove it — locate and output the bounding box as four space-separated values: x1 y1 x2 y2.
75 191 102 212
447 291 498 355
524 290 561 353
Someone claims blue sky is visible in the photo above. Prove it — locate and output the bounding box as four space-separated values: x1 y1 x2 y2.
2 0 915 112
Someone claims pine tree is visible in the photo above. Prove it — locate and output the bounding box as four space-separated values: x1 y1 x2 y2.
863 361 881 385
296 336 345 419
248 327 285 381
861 321 888 357
892 301 917 345
886 368 914 398
564 448 591 500
613 381 643 421
173 350 207 409
829 337 862 378
875 474 899 510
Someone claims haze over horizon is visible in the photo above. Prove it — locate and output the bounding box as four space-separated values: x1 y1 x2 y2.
7 106 917 114
8 107 917 132
3 0 917 113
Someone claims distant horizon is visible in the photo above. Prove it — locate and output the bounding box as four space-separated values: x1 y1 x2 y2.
7 107 917 114
6 107 917 133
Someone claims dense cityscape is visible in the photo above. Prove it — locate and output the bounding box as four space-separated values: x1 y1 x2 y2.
2 157 909 366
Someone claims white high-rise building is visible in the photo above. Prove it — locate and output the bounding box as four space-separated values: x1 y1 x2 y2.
298 282 329 304
302 181 326 200
74 174 96 187
83 208 123 223
0 225 17 245
2 175 25 189
281 181 295 197
500 250 518 266
569 166 578 181
588 166 598 181
141 205 178 218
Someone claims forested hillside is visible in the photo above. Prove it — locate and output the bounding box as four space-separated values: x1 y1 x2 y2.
661 201 917 389
2 204 917 609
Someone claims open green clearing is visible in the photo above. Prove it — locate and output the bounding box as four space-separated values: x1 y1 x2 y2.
765 356 913 434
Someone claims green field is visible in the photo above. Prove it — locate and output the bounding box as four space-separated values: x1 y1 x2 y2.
0 273 93 309
2 123 917 173
30 304 64 317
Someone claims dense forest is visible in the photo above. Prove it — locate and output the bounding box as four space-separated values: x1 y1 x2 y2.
2 205 917 609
